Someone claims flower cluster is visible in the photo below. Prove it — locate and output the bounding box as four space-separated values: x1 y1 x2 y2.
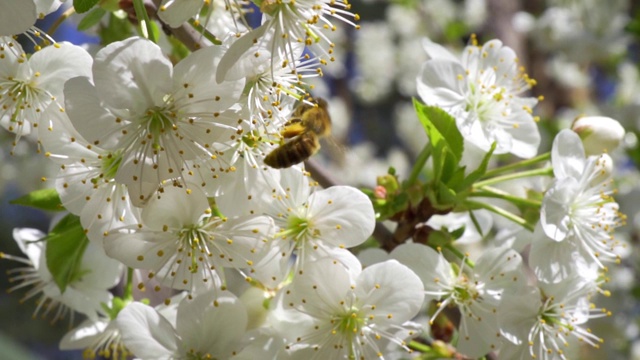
0 1 633 360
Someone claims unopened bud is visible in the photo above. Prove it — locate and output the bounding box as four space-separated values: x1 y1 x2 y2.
373 185 387 199
571 116 625 155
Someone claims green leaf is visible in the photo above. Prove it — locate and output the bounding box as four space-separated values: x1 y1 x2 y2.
450 225 466 240
414 99 463 161
73 0 100 13
456 141 497 191
10 188 64 211
45 214 89 293
414 99 464 185
77 7 106 31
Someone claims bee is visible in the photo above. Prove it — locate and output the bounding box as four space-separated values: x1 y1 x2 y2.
264 98 332 169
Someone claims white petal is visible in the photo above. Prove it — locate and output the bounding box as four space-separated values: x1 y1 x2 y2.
474 246 525 299
34 0 64 17
104 231 177 270
93 37 172 113
64 76 122 149
230 327 288 360
116 302 180 359
216 23 269 83
529 226 581 284
391 243 452 299
0 0 36 36
502 112 541 159
141 185 209 231
287 258 353 318
212 214 276 268
158 0 204 28
173 45 245 114
30 42 92 102
552 129 586 180
422 38 459 62
59 318 109 350
58 286 112 321
176 291 247 356
76 241 125 290
456 303 500 358
307 186 375 248
417 60 466 107
498 287 541 345
12 228 46 265
355 260 424 326
540 177 578 241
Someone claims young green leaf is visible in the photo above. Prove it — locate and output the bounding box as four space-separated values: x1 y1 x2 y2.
413 99 463 162
10 188 64 211
74 0 100 14
77 7 106 31
414 99 464 186
456 142 497 191
45 214 89 293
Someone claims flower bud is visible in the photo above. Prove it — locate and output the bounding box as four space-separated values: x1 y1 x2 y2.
571 116 625 155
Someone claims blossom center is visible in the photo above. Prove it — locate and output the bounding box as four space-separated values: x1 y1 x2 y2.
286 215 319 242
142 106 177 149
178 222 213 274
335 308 365 338
97 150 124 182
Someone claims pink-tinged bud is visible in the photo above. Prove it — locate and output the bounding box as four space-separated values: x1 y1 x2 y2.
373 185 387 199
571 116 625 155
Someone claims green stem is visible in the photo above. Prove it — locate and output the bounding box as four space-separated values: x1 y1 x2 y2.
473 167 553 188
123 267 134 300
444 244 475 268
465 200 534 232
471 186 542 208
481 152 551 179
188 19 223 45
47 6 75 36
133 0 158 43
408 340 432 353
406 144 431 187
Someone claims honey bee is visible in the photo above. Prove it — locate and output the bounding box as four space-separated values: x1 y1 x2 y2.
264 98 332 169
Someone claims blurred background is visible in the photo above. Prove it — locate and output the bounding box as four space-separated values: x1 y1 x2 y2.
2 0 640 358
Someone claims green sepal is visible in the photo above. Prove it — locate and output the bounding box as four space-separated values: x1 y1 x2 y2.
77 7 106 31
450 225 466 240
45 214 89 293
427 230 451 247
10 188 64 211
73 0 100 13
434 182 457 210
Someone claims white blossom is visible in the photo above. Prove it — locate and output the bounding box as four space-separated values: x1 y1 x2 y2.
392 243 525 357
282 258 424 359
2 227 124 322
216 0 359 82
417 37 540 158
499 275 609 359
116 290 249 359
531 129 625 283
104 185 275 292
64 37 245 205
0 39 91 144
